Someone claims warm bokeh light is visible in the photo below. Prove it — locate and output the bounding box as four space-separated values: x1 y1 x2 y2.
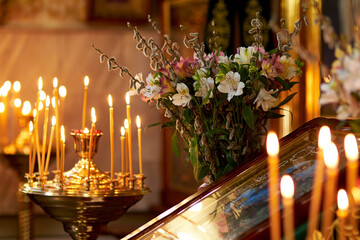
13 81 21 92
39 90 46 101
108 94 113 107
266 131 279 157
84 76 89 87
59 86 67 98
197 225 207 232
157 228 165 234
83 128 89 134
120 126 125 136
53 77 58 88
32 109 37 118
0 102 5 113
22 101 31 116
14 98 21 108
337 189 349 211
29 121 33 132
280 175 295 199
91 107 96 124
352 187 360 204
38 101 44 111
4 80 11 92
318 125 331 149
189 202 202 212
125 92 130 105
46 95 50 107
1 86 8 97
38 77 43 90
323 142 339 170
52 97 56 108
51 116 56 126
124 119 129 130
344 133 359 162
136 115 141 128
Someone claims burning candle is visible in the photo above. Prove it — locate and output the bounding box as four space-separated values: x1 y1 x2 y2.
136 115 143 175
13 81 21 94
59 85 67 123
125 92 133 178
45 116 56 173
88 107 96 181
32 109 38 172
280 175 295 240
306 126 331 239
53 77 60 171
35 77 43 174
120 126 125 174
60 125 65 181
108 94 114 181
41 95 50 174
337 189 349 240
28 121 33 177
266 131 281 240
82 76 89 130
124 118 132 177
321 141 339 238
22 101 31 116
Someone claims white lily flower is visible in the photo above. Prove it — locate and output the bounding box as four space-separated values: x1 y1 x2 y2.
234 46 254 65
217 71 245 101
143 74 161 99
279 55 297 79
194 77 214 104
172 83 191 107
254 88 278 111
218 55 230 65
319 83 339 105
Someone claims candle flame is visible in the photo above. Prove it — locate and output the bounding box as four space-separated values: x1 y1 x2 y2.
4 80 11 92
33 109 37 118
38 101 44 111
46 95 50 107
136 115 141 128
53 77 58 88
59 86 67 98
121 126 125 136
352 187 360 205
266 131 279 157
323 142 339 170
61 125 65 142
14 98 21 108
125 92 130 105
84 76 89 87
39 90 46 101
0 102 5 113
51 116 56 126
51 97 56 108
108 94 113 107
318 125 331 149
124 119 129 129
38 77 43 90
345 133 359 162
13 81 21 93
83 128 89 134
1 87 8 97
22 101 31 116
91 107 96 124
29 121 33 132
337 189 349 211
280 175 294 199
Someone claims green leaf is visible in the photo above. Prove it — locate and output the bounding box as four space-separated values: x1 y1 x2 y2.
242 105 255 130
183 108 192 124
265 111 285 119
190 137 200 180
160 121 175 129
171 131 181 157
198 166 210 181
276 92 297 108
145 122 162 130
207 128 228 137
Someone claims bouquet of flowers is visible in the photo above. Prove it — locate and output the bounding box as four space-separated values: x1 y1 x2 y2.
93 13 305 181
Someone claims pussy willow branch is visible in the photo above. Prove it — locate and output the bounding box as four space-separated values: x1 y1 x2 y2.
92 43 145 92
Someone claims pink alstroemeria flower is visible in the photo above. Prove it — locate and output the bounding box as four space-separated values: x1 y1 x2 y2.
260 54 284 80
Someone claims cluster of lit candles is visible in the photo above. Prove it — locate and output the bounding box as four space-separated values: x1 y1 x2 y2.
266 126 359 240
26 75 144 187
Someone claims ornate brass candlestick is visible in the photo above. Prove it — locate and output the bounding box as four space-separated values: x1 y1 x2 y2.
22 129 150 240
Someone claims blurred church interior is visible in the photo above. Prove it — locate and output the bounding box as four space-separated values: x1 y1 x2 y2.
0 0 352 239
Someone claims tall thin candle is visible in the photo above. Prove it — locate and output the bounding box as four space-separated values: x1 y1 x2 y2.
306 126 331 239
28 121 33 177
336 189 349 240
108 94 114 181
120 126 125 174
35 77 43 176
45 116 56 173
280 175 295 240
136 115 143 175
88 107 96 181
321 141 339 238
266 132 281 240
53 78 60 171
60 125 65 181
124 119 131 176
125 93 133 178
41 96 50 173
82 76 89 130
59 85 67 123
